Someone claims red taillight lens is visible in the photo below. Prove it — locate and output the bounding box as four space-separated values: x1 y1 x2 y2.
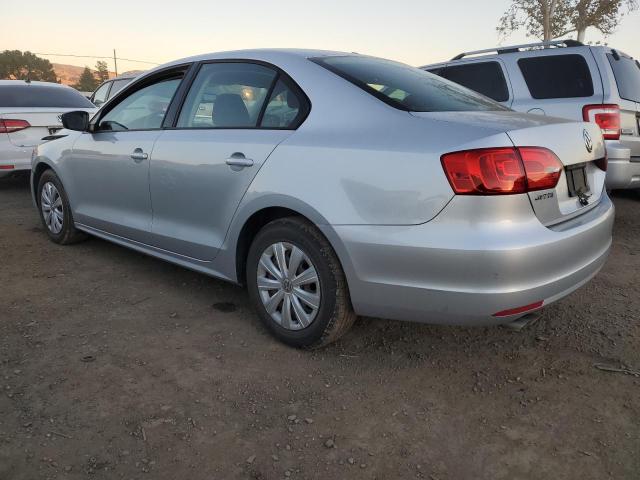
518 147 563 191
441 147 562 195
440 148 526 195
0 119 31 133
582 104 620 140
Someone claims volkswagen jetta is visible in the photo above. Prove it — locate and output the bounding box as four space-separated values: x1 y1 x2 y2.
30 49 614 348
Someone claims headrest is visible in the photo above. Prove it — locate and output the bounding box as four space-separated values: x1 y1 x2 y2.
213 93 250 127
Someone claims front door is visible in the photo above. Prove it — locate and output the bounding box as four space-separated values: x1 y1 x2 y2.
67 76 184 242
148 62 306 260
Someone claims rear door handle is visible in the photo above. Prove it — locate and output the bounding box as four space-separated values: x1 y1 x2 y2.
225 153 254 168
131 148 148 162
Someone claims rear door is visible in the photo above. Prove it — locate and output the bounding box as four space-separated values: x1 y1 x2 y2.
148 62 308 260
504 49 603 119
67 69 185 242
605 51 640 160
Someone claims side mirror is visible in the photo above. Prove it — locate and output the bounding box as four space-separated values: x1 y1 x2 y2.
61 111 89 131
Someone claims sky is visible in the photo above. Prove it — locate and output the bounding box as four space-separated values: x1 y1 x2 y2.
2 0 639 74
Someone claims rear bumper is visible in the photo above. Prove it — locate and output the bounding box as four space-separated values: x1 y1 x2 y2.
324 193 614 325
605 143 640 190
0 141 32 177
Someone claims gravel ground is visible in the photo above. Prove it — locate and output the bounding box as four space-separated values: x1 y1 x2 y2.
1 175 639 480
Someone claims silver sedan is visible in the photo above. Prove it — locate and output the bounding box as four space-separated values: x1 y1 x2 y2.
31 49 614 348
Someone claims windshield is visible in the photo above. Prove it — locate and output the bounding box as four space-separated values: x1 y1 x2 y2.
311 55 507 112
0 84 94 108
607 53 640 103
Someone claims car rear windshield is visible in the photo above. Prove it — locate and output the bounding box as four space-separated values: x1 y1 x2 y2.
518 54 594 99
0 84 94 108
607 53 640 103
311 55 507 112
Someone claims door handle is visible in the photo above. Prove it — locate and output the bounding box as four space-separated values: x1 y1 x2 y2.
225 152 254 168
131 148 148 162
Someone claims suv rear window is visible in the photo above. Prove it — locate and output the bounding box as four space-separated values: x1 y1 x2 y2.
518 54 594 99
312 55 506 112
607 54 640 103
440 62 510 102
0 83 94 108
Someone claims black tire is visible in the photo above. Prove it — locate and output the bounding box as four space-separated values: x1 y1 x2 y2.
246 217 356 349
37 170 87 245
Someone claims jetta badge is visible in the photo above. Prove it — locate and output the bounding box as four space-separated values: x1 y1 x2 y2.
583 129 593 153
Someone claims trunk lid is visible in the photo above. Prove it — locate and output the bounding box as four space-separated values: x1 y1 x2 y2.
411 111 606 226
0 107 95 147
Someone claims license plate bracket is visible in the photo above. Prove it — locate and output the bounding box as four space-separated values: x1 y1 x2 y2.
565 163 589 197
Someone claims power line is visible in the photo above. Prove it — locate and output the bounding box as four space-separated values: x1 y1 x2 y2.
32 52 160 65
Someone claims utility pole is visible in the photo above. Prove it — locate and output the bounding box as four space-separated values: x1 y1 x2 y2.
113 49 118 77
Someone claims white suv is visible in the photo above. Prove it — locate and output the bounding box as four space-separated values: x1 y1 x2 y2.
422 40 640 190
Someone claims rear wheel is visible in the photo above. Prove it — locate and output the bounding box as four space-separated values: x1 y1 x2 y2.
246 217 355 348
37 170 87 244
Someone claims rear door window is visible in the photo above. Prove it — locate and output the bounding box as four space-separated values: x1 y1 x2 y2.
177 63 277 128
0 84 95 108
518 54 594 99
607 54 640 103
440 62 510 102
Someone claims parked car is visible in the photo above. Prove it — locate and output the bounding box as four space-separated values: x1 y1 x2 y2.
31 50 613 348
89 73 137 107
0 80 96 178
422 40 640 190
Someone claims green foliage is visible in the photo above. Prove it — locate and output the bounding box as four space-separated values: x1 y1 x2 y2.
0 50 58 82
73 66 99 91
95 60 110 83
498 0 638 41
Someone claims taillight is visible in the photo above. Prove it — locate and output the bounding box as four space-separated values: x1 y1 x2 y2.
582 104 620 140
0 119 31 133
441 147 562 195
518 147 563 191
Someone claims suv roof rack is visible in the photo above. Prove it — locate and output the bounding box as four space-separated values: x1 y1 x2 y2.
451 39 584 61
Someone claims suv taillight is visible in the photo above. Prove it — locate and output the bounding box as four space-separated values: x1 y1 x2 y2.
0 119 30 133
582 104 620 140
441 147 562 195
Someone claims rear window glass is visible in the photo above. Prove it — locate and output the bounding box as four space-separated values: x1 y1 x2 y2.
312 56 507 112
518 54 594 99
441 62 510 102
0 83 94 108
607 54 640 103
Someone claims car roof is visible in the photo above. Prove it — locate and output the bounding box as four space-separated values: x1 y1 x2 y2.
0 80 76 89
146 48 352 74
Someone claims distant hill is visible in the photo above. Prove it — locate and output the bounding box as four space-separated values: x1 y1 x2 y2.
52 63 143 86
52 63 115 86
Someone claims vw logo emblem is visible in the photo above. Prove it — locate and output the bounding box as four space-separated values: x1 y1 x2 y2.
57 114 63 123
583 129 593 153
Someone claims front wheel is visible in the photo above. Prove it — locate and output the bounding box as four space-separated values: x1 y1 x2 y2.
246 217 355 348
37 170 87 245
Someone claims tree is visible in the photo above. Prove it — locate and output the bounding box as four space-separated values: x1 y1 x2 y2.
0 50 58 82
73 66 98 91
498 0 638 42
95 60 110 83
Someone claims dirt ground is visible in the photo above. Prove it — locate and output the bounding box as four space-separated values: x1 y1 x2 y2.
0 175 638 480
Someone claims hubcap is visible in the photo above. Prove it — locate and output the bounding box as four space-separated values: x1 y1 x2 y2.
40 182 64 234
257 242 321 330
